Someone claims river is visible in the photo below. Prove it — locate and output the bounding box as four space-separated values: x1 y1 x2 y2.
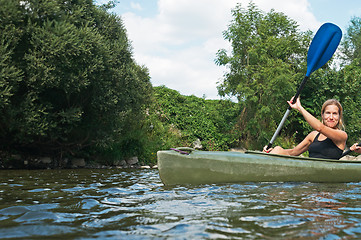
1 169 361 239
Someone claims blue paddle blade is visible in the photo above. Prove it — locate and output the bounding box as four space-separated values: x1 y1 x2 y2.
306 23 342 77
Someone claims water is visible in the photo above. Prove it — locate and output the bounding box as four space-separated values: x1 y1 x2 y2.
1 169 361 239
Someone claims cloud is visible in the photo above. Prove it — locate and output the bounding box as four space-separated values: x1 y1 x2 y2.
130 2 142 11
121 0 320 99
255 0 319 31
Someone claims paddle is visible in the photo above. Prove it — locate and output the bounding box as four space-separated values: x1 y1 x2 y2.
266 23 342 150
341 142 361 158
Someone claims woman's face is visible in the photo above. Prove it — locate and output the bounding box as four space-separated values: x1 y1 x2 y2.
322 104 340 128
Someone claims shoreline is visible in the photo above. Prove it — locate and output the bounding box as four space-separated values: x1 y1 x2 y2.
0 152 157 170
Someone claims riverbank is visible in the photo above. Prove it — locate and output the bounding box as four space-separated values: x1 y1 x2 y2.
0 152 157 170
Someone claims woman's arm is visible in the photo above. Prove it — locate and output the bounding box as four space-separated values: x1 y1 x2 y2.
286 131 315 156
264 131 316 156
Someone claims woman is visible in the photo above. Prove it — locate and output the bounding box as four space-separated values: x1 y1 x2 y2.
263 97 347 160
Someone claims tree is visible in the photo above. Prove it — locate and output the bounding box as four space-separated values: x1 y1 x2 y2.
340 17 361 66
0 0 152 159
338 17 361 145
215 3 312 149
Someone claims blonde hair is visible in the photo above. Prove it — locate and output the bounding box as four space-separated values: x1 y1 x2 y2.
321 99 345 130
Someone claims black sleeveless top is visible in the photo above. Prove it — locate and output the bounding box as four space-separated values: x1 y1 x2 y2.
308 132 343 160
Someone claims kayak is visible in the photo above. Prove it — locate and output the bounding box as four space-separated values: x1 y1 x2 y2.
157 147 361 185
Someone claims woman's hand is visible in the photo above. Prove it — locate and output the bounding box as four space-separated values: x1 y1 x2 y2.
287 96 302 112
263 145 273 153
350 143 361 154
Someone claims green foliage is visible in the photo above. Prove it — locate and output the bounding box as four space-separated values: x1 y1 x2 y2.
148 86 242 153
336 17 361 146
340 17 361 65
336 64 361 145
0 0 152 159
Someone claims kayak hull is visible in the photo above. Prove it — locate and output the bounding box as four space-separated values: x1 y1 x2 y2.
157 149 361 185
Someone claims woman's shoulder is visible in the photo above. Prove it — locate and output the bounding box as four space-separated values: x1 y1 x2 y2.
337 128 348 140
305 131 319 142
308 131 319 138
322 128 347 143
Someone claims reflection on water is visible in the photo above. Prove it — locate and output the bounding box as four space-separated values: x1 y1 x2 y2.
1 169 361 239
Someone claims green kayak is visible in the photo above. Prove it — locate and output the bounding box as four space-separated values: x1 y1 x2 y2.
157 148 361 185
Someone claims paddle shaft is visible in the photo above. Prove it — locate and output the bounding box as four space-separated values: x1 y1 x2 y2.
341 142 361 158
267 76 309 149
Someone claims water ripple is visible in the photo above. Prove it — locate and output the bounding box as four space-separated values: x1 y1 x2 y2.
1 170 361 239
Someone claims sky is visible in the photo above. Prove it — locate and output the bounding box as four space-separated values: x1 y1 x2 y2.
96 0 361 99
